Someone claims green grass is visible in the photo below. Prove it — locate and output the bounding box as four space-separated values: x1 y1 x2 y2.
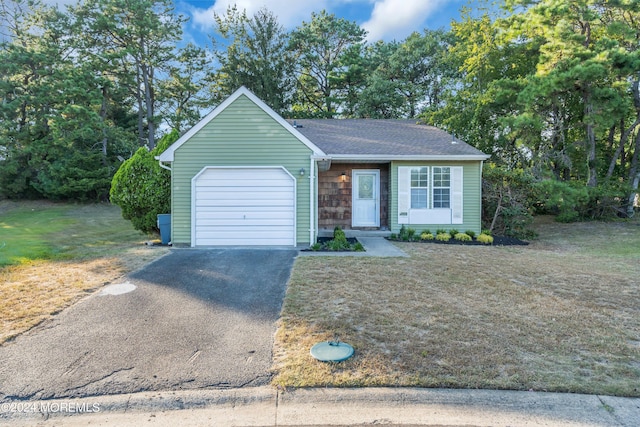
0 204 75 266
0 201 157 267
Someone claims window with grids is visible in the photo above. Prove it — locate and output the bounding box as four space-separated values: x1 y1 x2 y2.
432 167 451 208
410 167 428 209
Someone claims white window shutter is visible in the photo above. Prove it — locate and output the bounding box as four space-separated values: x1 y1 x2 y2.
397 167 410 224
451 166 463 224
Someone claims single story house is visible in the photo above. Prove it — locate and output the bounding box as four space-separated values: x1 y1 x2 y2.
157 87 490 247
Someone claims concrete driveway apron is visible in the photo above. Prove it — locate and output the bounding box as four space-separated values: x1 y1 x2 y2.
0 248 297 401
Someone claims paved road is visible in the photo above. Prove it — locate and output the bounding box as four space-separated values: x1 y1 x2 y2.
0 248 297 401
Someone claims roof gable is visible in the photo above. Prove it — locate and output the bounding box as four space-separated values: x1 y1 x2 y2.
157 87 325 162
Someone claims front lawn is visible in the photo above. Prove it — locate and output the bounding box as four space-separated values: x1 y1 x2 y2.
0 201 169 343
273 216 640 396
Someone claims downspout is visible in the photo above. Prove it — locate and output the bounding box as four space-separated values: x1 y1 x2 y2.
309 156 316 245
479 160 485 234
158 160 172 172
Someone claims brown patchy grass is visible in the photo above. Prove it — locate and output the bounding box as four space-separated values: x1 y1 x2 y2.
273 216 640 396
0 201 169 343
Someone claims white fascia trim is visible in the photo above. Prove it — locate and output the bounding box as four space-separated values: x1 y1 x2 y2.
158 86 326 162
322 154 491 161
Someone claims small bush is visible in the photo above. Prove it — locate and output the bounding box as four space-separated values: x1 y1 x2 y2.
477 233 494 244
333 226 347 242
398 225 408 239
420 232 434 240
454 232 472 242
481 229 492 236
435 228 447 235
436 232 451 242
310 243 322 251
353 242 365 251
465 230 476 239
407 228 417 240
326 238 351 251
389 233 397 240
449 229 459 237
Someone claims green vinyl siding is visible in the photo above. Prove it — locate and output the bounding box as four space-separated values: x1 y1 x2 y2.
390 160 484 235
170 94 313 246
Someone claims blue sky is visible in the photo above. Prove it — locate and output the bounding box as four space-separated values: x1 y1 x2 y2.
176 0 474 46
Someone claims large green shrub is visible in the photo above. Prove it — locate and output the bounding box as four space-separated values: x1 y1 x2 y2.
110 131 178 233
532 179 589 222
533 179 630 222
33 151 112 201
482 165 536 239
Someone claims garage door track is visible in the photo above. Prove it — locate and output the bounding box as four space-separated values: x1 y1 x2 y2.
0 248 297 401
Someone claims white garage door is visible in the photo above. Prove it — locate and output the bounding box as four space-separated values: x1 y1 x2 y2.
192 167 296 246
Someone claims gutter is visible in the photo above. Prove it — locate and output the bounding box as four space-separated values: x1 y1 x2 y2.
155 156 172 171
318 154 491 161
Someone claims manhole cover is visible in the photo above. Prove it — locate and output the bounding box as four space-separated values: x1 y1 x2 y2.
310 341 354 362
99 282 137 296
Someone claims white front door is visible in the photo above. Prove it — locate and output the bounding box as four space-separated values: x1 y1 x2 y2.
352 170 380 227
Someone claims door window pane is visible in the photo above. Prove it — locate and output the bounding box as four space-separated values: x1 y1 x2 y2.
358 175 374 199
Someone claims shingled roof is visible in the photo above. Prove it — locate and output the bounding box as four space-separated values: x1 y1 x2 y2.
290 119 488 159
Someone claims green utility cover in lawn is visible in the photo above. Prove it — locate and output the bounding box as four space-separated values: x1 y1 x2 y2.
310 341 354 362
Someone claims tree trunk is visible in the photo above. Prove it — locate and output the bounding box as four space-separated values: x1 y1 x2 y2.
135 64 145 147
99 85 108 166
584 88 597 187
606 116 640 180
142 62 155 150
627 129 640 217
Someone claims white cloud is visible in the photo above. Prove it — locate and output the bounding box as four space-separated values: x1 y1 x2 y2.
362 0 449 42
191 0 330 32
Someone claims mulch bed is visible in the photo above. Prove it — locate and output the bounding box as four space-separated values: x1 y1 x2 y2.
301 237 362 252
388 235 529 246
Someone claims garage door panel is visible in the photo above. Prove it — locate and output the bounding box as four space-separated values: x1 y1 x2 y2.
196 212 293 227
195 229 295 246
193 167 296 246
195 237 293 246
195 191 294 202
197 227 294 238
194 205 295 215
196 178 293 187
196 199 293 208
196 218 294 227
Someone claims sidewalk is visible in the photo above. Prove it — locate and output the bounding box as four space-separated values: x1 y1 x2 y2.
2 387 638 426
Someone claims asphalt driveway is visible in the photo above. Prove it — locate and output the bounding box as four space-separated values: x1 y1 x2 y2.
0 248 297 401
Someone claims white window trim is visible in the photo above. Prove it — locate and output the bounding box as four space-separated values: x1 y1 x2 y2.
410 166 429 210
398 166 463 225
432 166 451 209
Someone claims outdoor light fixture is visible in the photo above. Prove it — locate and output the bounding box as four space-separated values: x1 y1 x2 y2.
341 172 346 181
299 168 305 176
